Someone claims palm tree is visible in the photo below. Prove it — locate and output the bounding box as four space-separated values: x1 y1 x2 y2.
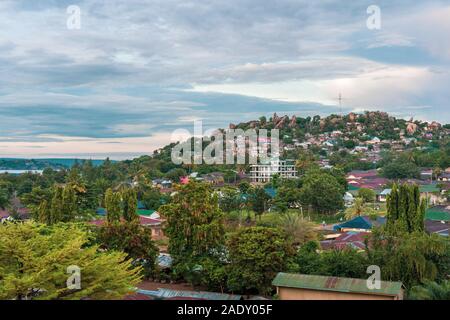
279 212 317 245
344 197 365 220
409 281 450 300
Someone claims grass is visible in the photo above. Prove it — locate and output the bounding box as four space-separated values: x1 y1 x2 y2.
224 209 329 228
223 202 388 228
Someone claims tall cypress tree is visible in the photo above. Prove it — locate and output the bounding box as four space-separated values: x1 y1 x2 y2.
38 199 50 224
386 183 425 234
105 188 121 223
62 186 77 222
122 188 138 222
386 184 399 233
49 186 64 224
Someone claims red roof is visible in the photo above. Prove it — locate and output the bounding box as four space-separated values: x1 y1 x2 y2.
346 170 379 179
320 232 370 250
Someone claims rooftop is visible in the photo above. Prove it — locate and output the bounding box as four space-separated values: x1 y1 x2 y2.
272 273 403 297
137 288 242 300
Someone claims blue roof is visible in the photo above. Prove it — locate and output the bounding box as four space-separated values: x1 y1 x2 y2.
264 187 277 198
96 208 106 216
137 200 146 209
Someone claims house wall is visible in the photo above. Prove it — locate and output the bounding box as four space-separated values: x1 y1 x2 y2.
151 226 165 240
421 193 446 206
277 287 402 300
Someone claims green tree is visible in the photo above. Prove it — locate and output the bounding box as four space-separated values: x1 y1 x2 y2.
0 221 142 300
122 188 138 222
142 187 163 210
295 241 324 275
218 187 241 213
238 181 251 194
299 170 345 214
295 150 317 175
34 185 82 225
250 187 270 219
386 183 425 234
96 221 158 277
344 197 365 220
159 181 225 283
366 229 447 288
48 186 64 224
295 242 368 278
358 188 376 203
382 160 420 179
409 281 450 300
273 185 301 213
279 212 317 245
0 181 13 209
321 249 367 279
61 185 77 222
227 227 295 295
105 188 122 223
165 168 187 182
21 187 53 219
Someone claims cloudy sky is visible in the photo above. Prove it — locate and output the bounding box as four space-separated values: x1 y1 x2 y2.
1 0 449 159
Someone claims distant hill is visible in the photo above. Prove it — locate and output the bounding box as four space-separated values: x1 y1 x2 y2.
0 158 110 170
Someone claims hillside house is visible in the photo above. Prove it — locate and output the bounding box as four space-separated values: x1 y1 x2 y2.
377 189 392 202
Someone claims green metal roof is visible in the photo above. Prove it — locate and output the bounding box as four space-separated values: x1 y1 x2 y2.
419 185 440 193
137 209 155 216
348 185 360 191
426 208 450 221
272 273 403 296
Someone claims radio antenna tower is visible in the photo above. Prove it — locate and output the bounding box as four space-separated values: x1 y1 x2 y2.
336 92 347 116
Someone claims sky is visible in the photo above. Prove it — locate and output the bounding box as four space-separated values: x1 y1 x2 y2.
0 0 449 159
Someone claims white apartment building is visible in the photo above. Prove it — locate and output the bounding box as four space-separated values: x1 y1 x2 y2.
250 159 297 183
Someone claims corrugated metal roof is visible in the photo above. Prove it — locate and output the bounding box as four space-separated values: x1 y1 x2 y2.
157 253 173 269
419 184 440 193
137 288 242 300
334 216 372 231
426 208 450 221
272 273 403 296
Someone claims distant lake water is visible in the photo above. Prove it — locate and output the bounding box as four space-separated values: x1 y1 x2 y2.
0 170 43 174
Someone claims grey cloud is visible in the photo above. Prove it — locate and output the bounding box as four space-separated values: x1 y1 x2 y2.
0 0 448 153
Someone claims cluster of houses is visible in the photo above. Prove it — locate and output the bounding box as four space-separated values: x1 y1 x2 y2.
320 167 450 252
347 168 448 204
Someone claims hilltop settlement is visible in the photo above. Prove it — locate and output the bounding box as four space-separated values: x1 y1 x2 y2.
1 111 450 300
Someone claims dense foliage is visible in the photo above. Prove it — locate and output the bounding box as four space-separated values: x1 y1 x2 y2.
96 221 158 277
227 227 295 295
160 181 225 282
0 222 142 300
